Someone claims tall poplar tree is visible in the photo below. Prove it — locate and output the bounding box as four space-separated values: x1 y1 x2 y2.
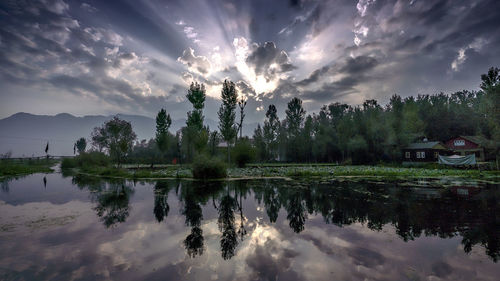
183 82 207 160
263 105 279 161
237 97 247 139
156 108 172 160
285 98 305 161
218 80 238 164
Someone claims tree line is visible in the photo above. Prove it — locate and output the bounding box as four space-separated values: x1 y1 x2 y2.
81 67 499 165
253 67 499 164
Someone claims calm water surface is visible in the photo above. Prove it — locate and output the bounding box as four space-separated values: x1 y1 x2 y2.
0 173 499 281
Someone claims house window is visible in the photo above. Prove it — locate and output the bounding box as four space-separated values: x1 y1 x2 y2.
416 151 426 159
454 139 465 146
434 152 439 158
405 152 410 159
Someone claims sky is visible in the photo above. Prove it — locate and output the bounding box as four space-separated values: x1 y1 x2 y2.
1 0 499 123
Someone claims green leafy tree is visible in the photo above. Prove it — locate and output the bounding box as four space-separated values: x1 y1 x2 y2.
286 97 305 138
246 67 497 165
75 137 87 155
277 120 288 161
155 108 172 159
252 124 267 161
263 105 279 161
186 82 206 130
237 96 247 139
387 95 408 161
285 97 306 162
232 137 255 167
312 108 335 162
480 67 500 168
208 131 220 157
91 117 137 166
183 82 207 161
218 80 238 164
299 115 314 162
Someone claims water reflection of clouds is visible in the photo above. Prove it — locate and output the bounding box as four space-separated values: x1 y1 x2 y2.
1 206 498 281
1 176 499 281
288 217 499 281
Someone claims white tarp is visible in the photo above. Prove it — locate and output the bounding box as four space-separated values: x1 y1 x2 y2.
438 154 476 165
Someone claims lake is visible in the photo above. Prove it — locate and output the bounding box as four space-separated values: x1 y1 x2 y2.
0 173 499 280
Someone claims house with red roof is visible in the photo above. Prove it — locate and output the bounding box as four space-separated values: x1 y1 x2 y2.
444 136 487 162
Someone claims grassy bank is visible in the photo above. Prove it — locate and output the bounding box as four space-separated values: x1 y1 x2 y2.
69 165 193 179
230 165 500 180
66 163 500 183
0 159 57 177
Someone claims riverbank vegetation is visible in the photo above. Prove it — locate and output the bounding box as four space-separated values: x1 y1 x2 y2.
57 67 499 180
0 159 57 177
62 161 500 184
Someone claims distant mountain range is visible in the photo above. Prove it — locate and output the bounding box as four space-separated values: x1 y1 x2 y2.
0 113 257 157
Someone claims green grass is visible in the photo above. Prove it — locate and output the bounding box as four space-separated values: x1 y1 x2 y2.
69 162 499 183
76 165 192 179
0 159 57 177
61 152 110 169
246 163 339 168
228 165 500 180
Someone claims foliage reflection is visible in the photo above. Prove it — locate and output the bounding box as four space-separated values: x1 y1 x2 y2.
71 176 500 262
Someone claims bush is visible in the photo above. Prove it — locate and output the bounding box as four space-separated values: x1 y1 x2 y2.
78 151 111 167
191 155 227 179
61 157 77 169
61 151 111 169
232 138 255 168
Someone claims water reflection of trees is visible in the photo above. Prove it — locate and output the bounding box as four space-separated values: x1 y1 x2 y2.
70 175 134 228
153 181 170 223
178 181 250 260
94 183 133 228
181 182 206 258
69 174 499 262
251 180 500 262
0 178 10 193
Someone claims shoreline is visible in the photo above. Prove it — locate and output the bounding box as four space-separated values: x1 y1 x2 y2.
59 165 500 186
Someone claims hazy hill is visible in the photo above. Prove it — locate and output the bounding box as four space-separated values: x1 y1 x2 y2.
0 113 256 157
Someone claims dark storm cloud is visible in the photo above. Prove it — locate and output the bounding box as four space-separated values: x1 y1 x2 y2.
246 41 296 81
47 73 165 113
277 3 331 38
85 0 188 58
0 0 193 118
394 35 426 51
289 0 302 8
1 0 500 123
301 76 361 103
295 65 331 86
49 74 101 94
340 56 378 74
242 0 324 48
276 55 378 104
236 81 256 97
